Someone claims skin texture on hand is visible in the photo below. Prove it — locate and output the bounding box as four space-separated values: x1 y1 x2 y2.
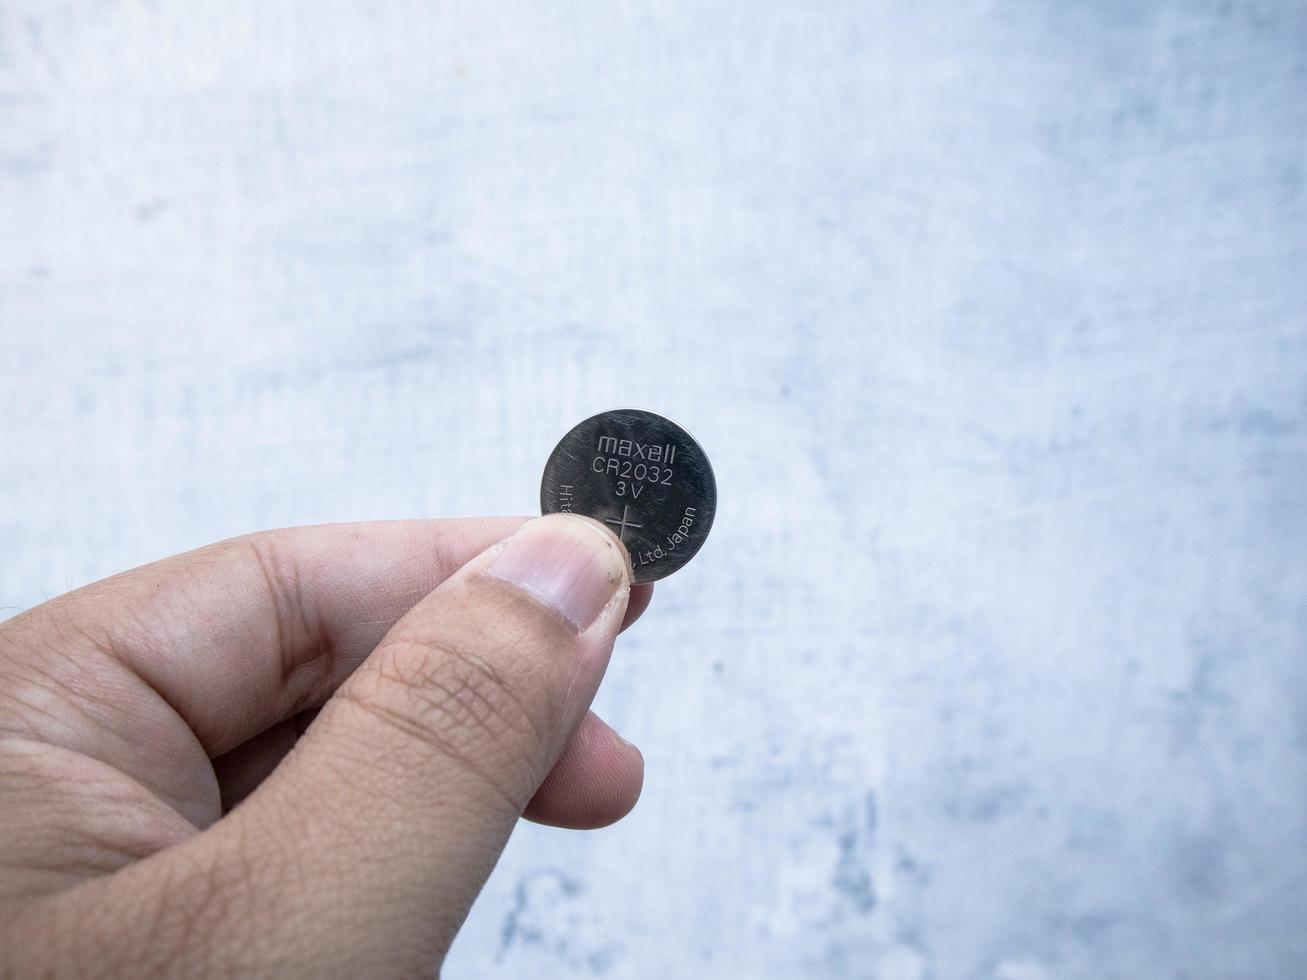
0 515 651 976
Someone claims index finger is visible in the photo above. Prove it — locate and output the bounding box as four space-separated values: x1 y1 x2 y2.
0 518 652 818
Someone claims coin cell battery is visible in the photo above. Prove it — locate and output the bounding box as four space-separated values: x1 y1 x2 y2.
540 409 716 583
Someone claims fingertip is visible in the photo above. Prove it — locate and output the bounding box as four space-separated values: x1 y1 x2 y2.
523 712 644 830
619 583 654 633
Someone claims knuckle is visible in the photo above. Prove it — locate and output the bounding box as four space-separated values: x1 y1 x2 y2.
338 635 541 808
240 532 336 696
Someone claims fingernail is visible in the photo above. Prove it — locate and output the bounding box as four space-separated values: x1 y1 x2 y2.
486 515 629 628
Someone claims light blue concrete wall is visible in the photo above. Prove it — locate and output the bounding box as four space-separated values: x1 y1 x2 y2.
2 2 1304 977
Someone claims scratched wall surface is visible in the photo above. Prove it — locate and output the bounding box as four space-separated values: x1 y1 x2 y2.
2 2 1305 977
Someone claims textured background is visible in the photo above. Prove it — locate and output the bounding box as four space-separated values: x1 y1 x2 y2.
2 2 1305 977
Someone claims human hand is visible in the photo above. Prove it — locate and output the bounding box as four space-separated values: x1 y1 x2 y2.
0 514 650 976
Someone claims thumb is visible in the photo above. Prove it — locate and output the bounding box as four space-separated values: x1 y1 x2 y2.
238 512 633 971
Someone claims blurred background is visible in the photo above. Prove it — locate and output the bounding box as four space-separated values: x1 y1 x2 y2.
2 2 1305 977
